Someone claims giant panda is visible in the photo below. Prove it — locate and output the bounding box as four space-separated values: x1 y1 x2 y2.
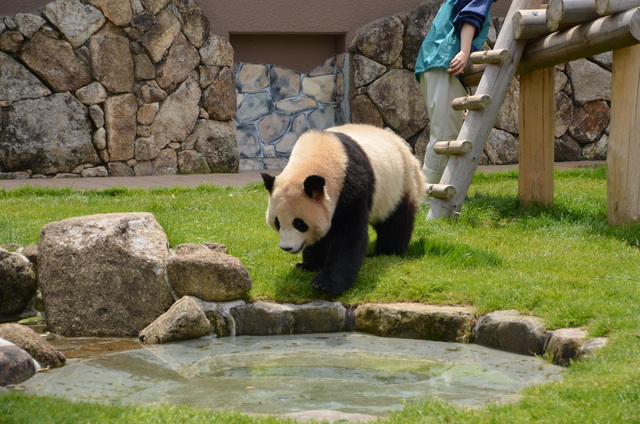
261 123 426 295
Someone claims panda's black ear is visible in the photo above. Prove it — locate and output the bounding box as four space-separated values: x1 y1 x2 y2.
304 175 325 199
261 173 276 193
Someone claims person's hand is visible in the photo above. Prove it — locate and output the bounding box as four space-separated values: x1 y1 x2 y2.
448 51 469 75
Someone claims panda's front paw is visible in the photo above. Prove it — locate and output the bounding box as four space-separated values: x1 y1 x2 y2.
312 275 348 296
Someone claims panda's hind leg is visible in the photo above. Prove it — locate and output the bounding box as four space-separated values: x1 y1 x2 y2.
373 194 415 255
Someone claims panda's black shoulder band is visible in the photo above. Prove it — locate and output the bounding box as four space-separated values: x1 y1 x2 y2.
328 131 375 211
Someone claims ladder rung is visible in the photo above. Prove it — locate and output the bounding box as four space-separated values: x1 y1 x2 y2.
426 184 457 199
470 48 511 64
451 94 491 111
434 140 472 155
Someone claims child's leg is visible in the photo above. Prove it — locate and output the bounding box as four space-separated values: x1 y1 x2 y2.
420 69 467 184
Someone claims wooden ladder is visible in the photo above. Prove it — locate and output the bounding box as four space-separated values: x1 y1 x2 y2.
426 0 544 219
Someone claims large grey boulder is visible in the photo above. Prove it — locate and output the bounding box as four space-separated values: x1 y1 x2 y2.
38 213 174 337
354 303 475 342
0 248 36 317
0 324 65 369
0 93 99 174
139 296 210 344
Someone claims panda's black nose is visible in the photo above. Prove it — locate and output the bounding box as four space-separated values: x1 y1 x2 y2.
281 246 293 252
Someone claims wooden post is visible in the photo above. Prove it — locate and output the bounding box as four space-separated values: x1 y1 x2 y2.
607 43 640 225
518 67 556 208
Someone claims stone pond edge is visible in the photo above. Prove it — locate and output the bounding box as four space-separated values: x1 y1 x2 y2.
144 297 609 368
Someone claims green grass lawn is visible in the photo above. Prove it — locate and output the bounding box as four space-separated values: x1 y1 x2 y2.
1 166 639 423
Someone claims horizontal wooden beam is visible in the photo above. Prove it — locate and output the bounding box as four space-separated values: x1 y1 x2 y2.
513 8 574 39
426 184 457 199
451 94 492 110
519 7 640 74
470 48 512 64
596 0 640 15
463 7 640 84
434 140 473 155
546 0 602 31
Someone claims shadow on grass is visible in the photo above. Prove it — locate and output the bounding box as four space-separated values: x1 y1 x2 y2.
462 192 640 249
270 234 502 302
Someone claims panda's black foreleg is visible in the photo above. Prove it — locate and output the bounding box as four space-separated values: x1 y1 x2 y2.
373 194 415 255
311 216 369 296
298 236 329 272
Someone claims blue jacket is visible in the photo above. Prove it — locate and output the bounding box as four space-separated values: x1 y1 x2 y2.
415 0 493 79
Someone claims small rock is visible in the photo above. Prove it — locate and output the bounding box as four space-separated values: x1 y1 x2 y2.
545 328 587 366
472 310 546 355
139 296 211 344
0 343 36 386
166 250 251 302
0 324 65 369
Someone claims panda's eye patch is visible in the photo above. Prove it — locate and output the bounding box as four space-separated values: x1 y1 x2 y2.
293 218 309 233
274 217 280 230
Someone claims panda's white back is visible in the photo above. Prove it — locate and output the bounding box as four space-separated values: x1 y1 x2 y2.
327 124 426 222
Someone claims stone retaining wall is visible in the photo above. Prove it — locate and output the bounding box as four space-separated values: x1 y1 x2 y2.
0 0 238 180
235 55 349 170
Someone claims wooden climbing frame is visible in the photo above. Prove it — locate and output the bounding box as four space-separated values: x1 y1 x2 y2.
426 0 640 225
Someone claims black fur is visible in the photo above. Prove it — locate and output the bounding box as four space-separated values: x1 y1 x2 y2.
261 173 275 193
304 132 376 296
373 194 415 255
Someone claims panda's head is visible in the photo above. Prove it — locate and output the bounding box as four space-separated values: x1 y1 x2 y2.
261 173 332 254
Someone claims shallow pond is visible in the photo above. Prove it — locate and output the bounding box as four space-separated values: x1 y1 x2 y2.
23 332 563 417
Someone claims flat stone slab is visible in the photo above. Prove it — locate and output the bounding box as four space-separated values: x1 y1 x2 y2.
354 303 476 342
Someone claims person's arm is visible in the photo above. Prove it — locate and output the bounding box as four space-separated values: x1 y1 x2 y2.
447 22 476 75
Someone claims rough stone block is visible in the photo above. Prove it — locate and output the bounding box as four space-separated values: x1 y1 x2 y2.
354 303 475 342
0 324 65 369
545 328 588 366
139 296 211 344
38 213 174 337
166 250 252 302
472 310 546 355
